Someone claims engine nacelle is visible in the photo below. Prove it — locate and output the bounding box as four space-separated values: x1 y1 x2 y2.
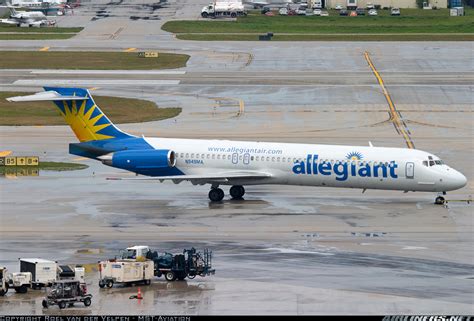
102 149 176 171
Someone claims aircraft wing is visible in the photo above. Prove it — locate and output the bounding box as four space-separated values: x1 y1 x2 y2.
107 171 272 184
0 19 18 25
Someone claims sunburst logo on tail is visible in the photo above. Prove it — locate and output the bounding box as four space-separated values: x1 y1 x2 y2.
346 151 363 161
57 99 114 142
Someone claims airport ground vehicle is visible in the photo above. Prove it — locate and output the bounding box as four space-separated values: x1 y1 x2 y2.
120 245 215 282
98 259 154 288
20 258 57 289
356 7 365 15
201 1 246 18
335 4 343 9
320 10 329 16
391 7 400 15
42 280 92 309
0 267 7 296
150 248 215 281
339 9 348 15
368 9 377 15
296 6 306 15
7 272 32 293
313 8 321 15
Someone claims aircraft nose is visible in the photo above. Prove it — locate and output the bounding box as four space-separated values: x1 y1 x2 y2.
450 170 467 190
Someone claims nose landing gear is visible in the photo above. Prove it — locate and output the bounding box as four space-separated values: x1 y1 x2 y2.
435 192 446 205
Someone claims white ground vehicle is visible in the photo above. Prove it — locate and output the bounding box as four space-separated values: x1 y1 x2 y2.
0 267 33 294
391 7 400 15
98 260 154 288
7 272 32 293
121 245 150 260
20 258 57 289
313 8 321 15
335 4 343 9
0 267 7 296
296 6 306 15
279 7 288 15
201 1 246 18
366 3 375 9
368 9 377 15
312 0 322 8
58 265 85 283
320 10 329 16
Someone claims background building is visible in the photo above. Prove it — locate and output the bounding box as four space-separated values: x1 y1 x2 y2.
309 0 448 8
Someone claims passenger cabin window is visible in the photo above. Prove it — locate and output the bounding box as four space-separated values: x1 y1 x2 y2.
423 161 428 167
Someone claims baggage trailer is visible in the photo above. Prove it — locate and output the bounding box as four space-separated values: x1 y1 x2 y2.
98 260 154 288
42 280 92 309
19 258 57 289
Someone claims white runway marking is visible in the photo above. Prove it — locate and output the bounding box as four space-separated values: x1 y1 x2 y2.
29 70 186 75
13 79 181 86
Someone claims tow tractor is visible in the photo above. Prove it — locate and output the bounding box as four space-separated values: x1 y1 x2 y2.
42 280 92 309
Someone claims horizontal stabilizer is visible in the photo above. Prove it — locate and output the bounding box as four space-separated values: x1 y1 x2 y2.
7 91 88 102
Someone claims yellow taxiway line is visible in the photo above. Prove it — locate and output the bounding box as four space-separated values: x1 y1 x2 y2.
124 47 137 52
39 46 50 51
364 51 415 149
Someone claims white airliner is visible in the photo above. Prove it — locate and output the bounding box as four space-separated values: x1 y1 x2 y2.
0 6 49 27
7 87 467 204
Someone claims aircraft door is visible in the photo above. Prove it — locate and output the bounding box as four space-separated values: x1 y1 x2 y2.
232 153 238 164
406 162 414 179
243 153 250 165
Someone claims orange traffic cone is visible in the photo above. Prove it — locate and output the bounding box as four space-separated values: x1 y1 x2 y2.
137 287 143 300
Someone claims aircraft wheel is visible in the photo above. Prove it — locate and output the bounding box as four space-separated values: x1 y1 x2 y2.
58 301 66 309
83 297 91 307
209 188 224 202
106 280 114 288
435 196 445 205
230 185 245 199
42 299 48 309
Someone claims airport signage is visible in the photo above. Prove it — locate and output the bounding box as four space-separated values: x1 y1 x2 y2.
138 51 159 58
1 156 39 166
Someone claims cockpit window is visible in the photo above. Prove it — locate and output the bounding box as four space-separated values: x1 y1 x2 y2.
425 158 444 167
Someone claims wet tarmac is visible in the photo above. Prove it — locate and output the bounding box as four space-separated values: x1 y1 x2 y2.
0 0 473 315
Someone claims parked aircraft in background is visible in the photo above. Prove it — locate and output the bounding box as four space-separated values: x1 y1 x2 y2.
7 88 467 204
0 6 52 27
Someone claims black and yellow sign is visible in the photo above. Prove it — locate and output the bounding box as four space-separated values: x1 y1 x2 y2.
1 156 40 177
26 156 39 166
138 51 159 58
5 156 16 166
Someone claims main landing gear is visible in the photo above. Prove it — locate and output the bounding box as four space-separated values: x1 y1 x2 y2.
435 192 446 205
208 186 225 202
208 185 245 202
